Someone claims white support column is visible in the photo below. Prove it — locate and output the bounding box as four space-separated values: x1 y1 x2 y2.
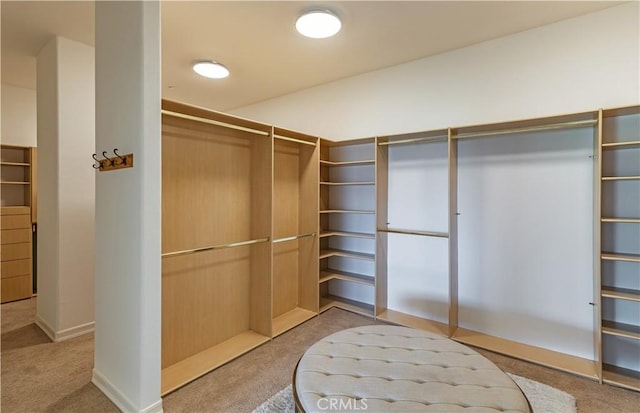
36 36 96 341
93 2 162 412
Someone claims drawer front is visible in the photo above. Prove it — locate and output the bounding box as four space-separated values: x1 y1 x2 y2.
1 215 31 230
1 228 31 245
1 274 32 303
0 206 30 216
1 259 31 278
0 242 31 261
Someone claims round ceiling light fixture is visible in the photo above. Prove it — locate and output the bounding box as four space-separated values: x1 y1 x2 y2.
296 10 341 39
193 61 230 79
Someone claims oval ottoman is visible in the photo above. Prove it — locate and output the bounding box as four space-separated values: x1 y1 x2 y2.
293 325 531 412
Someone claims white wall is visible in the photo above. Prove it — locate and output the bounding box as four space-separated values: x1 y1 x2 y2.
35 36 95 340
93 2 162 412
1 84 37 147
231 2 639 140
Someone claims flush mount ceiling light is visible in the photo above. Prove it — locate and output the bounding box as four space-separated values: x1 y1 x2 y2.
193 61 229 79
296 10 341 39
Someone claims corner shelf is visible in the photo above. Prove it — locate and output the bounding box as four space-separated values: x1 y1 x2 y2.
320 294 374 317
602 141 640 150
320 209 375 214
601 287 640 302
0 162 30 167
601 217 640 223
320 230 375 239
320 269 374 286
319 249 375 261
603 365 640 391
602 176 640 181
320 181 375 186
320 159 375 166
602 321 640 341
601 253 640 263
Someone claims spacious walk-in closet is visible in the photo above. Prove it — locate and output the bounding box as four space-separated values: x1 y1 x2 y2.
158 99 639 394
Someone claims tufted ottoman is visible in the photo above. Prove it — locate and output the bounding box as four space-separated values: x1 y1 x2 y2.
293 325 531 412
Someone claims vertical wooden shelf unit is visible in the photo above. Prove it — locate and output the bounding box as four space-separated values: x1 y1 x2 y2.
160 100 272 395
1 145 35 303
448 112 600 381
599 105 640 391
375 130 451 336
272 127 319 337
319 138 376 317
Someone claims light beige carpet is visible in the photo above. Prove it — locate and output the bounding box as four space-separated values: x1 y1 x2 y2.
252 374 577 413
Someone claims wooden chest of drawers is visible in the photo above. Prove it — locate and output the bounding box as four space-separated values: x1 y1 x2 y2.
1 206 32 303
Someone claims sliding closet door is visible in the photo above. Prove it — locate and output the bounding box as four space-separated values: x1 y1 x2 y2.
454 114 597 375
272 128 319 336
160 101 272 394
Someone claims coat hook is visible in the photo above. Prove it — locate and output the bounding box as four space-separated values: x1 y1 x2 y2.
102 151 114 166
113 148 127 165
92 153 102 169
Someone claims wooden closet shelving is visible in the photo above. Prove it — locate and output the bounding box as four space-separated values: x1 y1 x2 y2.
318 138 377 318
271 126 319 337
160 100 273 395
1 144 36 303
375 129 455 337
598 105 640 391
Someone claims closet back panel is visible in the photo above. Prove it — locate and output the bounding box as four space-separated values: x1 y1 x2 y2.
162 115 271 367
457 127 595 359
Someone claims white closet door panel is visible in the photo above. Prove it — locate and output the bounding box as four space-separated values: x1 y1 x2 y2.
457 127 595 360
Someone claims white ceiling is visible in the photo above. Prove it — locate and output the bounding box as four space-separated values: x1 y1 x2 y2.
1 1 622 111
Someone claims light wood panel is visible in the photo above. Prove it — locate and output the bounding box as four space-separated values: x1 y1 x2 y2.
1 229 31 244
1 274 31 302
1 215 31 230
452 327 599 379
375 138 388 316
272 307 316 337
0 242 31 261
161 330 270 395
448 128 459 337
377 309 449 336
0 206 30 215
273 241 299 317
1 259 31 278
30 148 37 223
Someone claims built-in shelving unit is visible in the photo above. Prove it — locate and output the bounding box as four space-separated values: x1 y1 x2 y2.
375 129 454 335
318 138 377 317
271 127 320 337
599 105 640 391
1 145 36 303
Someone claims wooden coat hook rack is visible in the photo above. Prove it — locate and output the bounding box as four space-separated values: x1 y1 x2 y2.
92 149 133 171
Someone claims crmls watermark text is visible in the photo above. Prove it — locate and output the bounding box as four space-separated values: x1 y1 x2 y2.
317 397 368 411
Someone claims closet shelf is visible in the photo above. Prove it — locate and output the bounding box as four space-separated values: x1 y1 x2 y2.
452 327 598 380
319 249 375 261
601 217 640 224
161 330 270 395
320 181 375 186
272 307 316 337
0 162 30 167
376 309 449 336
378 227 449 238
320 230 375 239
0 181 30 185
602 176 640 181
602 287 640 302
320 209 375 214
602 141 640 150
320 269 374 286
320 159 375 166
602 365 640 392
320 294 374 317
601 253 640 263
602 321 640 340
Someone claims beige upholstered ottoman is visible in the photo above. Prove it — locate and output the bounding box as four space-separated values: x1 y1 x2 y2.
293 325 531 412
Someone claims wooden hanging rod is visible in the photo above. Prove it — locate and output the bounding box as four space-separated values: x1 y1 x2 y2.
273 134 317 146
162 110 270 136
378 135 448 146
162 237 270 258
378 227 449 238
272 232 316 244
454 119 597 140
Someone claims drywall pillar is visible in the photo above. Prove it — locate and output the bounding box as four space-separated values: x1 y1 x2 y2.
92 2 162 412
35 36 95 341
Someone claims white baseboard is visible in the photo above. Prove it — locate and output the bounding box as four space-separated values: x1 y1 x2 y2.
35 315 94 342
92 369 163 413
